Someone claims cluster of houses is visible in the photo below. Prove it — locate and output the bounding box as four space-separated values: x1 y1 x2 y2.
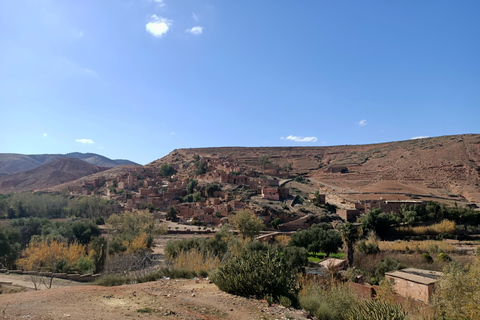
68 157 291 226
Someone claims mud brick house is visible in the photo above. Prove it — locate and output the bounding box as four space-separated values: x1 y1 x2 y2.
337 209 361 222
385 268 443 304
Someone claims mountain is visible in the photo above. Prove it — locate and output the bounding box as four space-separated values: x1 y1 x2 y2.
147 134 480 202
0 158 109 193
0 152 139 176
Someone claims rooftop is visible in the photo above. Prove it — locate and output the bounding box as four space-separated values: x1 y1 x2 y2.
385 268 443 285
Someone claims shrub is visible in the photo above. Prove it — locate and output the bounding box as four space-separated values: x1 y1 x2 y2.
279 295 292 308
437 252 451 262
94 274 132 286
421 253 433 264
374 258 403 284
396 220 456 236
211 248 299 304
344 300 407 320
299 284 359 320
357 239 380 255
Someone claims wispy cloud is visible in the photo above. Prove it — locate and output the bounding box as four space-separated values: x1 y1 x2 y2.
75 139 95 144
151 0 166 7
411 136 430 140
146 15 172 37
43 133 48 137
186 26 203 35
170 132 175 135
193 12 198 21
357 119 367 126
283 135 318 143
84 68 98 77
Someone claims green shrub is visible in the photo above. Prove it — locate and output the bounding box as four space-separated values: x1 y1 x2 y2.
344 300 407 320
94 274 131 286
264 294 274 306
437 252 451 262
374 258 403 284
421 253 434 264
357 239 380 255
299 284 359 320
279 295 292 308
211 248 298 304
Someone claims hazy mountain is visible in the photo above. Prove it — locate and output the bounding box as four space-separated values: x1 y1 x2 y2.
0 157 109 193
0 152 139 176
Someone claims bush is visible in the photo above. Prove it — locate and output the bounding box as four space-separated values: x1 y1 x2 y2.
211 247 299 304
344 300 407 320
437 252 451 262
421 253 433 264
279 295 292 308
94 274 132 286
374 258 403 284
357 239 380 255
299 284 359 320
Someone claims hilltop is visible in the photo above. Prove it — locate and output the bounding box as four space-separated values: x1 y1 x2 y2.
147 134 480 203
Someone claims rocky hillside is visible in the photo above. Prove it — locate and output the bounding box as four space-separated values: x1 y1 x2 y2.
0 152 139 176
148 134 480 203
0 158 109 193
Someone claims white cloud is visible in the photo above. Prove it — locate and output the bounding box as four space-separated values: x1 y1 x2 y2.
146 15 172 37
193 12 198 21
43 133 48 137
75 139 95 144
151 0 166 7
357 119 367 126
411 136 430 140
84 68 98 77
170 132 175 135
186 26 203 35
285 135 318 143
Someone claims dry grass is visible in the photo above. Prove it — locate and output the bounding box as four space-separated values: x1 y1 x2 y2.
378 240 456 253
171 249 223 273
396 220 456 236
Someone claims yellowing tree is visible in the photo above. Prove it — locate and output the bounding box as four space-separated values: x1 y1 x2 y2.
124 232 149 254
17 239 85 273
433 259 480 319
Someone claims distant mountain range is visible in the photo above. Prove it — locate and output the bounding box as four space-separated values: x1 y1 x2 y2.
0 152 139 176
0 157 111 193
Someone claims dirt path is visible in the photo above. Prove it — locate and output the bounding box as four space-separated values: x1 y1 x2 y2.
0 273 82 291
0 278 311 320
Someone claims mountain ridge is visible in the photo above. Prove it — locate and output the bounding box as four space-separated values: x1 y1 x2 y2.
0 152 139 176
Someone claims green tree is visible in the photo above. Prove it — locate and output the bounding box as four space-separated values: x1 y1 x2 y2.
231 210 265 240
289 223 342 257
166 206 178 221
271 218 282 229
258 155 272 168
187 179 198 194
158 163 176 177
360 208 400 240
340 223 359 267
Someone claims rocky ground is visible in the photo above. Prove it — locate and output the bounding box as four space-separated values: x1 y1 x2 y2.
0 276 312 320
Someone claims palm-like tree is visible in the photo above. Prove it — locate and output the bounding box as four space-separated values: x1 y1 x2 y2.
340 223 359 268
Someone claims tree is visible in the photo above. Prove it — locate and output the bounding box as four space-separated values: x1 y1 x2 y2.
340 223 359 267
258 155 272 168
231 210 265 240
433 259 480 319
17 239 86 288
360 209 400 240
187 179 198 194
166 206 178 221
289 223 342 257
194 159 208 175
158 163 176 177
271 218 282 229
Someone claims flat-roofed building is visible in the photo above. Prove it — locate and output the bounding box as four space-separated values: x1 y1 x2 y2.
385 268 443 304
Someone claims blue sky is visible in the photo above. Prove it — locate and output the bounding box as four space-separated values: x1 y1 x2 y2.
0 0 479 165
